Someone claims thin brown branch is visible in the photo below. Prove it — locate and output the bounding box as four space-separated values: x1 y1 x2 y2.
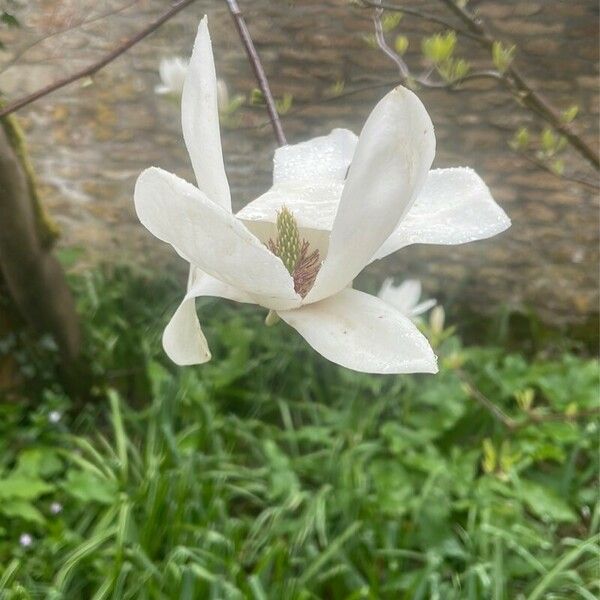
437 0 599 170
458 370 600 432
370 2 503 91
519 151 600 191
360 0 483 43
372 1 410 78
458 371 518 429
224 0 286 147
0 0 141 76
0 0 198 118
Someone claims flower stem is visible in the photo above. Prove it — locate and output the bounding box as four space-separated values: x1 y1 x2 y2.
265 310 280 326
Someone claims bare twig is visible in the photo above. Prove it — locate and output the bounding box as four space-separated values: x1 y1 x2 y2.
360 0 483 43
458 371 518 429
518 152 600 191
0 0 141 76
0 0 198 118
458 370 600 431
224 0 287 146
437 0 599 170
372 2 410 78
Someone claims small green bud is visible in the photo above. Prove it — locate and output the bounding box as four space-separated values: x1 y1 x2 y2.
510 126 530 150
561 104 579 123
382 12 402 33
492 41 516 74
276 92 293 115
394 35 409 56
422 31 456 63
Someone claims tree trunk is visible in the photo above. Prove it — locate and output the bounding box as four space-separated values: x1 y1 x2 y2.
0 114 81 366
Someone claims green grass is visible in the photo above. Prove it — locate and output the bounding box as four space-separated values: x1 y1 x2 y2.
0 266 598 599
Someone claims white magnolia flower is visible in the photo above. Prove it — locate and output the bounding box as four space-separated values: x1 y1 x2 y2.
155 57 188 96
134 17 510 374
378 279 436 321
156 57 230 114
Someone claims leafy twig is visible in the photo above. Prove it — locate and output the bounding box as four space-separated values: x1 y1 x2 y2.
224 0 287 146
360 0 482 42
0 0 198 118
458 370 600 432
437 0 599 170
458 370 517 430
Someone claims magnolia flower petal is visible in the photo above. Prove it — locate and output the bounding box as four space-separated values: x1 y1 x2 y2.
305 87 436 303
237 128 358 231
373 167 511 260
411 298 437 317
157 57 187 95
278 288 438 374
378 278 422 313
273 128 358 184
237 182 342 233
134 167 300 309
163 267 252 366
182 16 231 210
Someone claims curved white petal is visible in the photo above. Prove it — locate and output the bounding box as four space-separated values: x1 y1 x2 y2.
182 16 231 210
237 182 342 233
237 128 357 232
378 278 421 313
373 167 511 260
274 128 358 185
134 167 300 310
411 298 437 317
163 267 252 366
305 87 436 304
278 288 438 374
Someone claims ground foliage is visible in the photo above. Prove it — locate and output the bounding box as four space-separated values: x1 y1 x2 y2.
0 266 598 599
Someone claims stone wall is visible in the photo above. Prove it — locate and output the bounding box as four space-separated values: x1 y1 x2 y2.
2 0 598 327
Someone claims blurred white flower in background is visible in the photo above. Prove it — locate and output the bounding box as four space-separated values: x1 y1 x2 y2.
135 17 510 374
155 57 188 96
50 502 63 515
156 57 230 115
19 533 33 548
48 410 61 424
378 278 436 321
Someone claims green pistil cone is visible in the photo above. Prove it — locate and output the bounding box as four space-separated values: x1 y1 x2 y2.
276 206 301 274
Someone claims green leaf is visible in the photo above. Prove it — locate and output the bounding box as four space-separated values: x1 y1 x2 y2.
394 35 409 55
422 32 457 63
0 500 46 525
560 104 579 123
62 470 118 504
14 448 63 478
519 480 577 523
0 476 54 500
382 12 402 32
275 92 293 115
1 12 19 28
492 41 516 74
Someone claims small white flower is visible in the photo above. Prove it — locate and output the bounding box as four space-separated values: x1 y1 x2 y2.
19 533 33 548
155 57 188 96
48 410 61 424
50 501 63 515
135 17 510 375
378 279 436 321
